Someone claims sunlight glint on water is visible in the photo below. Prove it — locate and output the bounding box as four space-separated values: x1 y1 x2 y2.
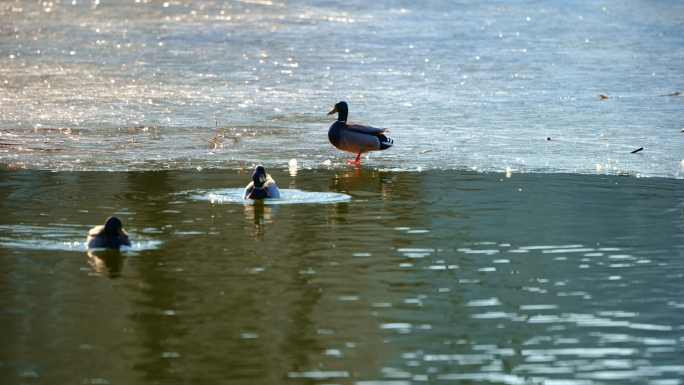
0 0 683 177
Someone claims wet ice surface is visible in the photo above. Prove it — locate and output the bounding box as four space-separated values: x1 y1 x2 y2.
0 169 683 384
1 0 683 177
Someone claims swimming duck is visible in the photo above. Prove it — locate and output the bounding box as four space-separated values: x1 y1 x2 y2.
244 165 281 199
327 101 393 165
86 216 132 249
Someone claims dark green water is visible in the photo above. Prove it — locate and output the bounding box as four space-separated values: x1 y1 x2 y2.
1 169 683 384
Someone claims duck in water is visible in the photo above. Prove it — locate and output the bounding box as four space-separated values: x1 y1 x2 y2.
86 216 132 249
327 101 393 165
244 165 281 199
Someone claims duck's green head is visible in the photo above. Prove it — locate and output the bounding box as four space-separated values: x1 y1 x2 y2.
327 101 348 122
103 216 124 236
252 165 267 188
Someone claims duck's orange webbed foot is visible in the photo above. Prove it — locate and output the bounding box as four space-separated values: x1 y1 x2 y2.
346 152 362 166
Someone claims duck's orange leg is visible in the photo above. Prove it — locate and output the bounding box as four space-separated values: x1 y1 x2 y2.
346 152 362 165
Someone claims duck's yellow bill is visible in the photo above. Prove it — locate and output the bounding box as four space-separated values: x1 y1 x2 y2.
327 106 338 115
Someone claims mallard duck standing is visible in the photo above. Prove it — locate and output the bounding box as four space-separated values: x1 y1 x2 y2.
327 101 393 165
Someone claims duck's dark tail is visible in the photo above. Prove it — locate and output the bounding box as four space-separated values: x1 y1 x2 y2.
378 134 393 150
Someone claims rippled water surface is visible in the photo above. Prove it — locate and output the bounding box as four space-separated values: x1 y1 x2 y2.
1 169 683 384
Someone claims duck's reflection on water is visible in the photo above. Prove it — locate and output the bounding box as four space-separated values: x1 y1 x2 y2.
87 248 126 278
243 201 278 241
328 168 395 198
